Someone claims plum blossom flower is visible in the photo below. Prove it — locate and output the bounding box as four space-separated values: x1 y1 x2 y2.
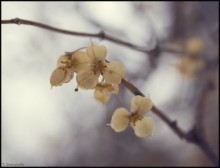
76 45 125 89
109 96 155 137
185 37 203 55
175 56 205 78
174 37 205 78
50 44 125 103
94 82 119 104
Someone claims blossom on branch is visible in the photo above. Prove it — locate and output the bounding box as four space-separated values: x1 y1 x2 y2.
109 96 155 137
175 37 205 78
50 44 125 103
76 45 125 89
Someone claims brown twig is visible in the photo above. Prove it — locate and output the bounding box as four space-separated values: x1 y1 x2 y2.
2 17 218 166
1 18 183 55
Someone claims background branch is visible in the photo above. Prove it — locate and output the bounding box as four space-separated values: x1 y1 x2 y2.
1 18 184 55
2 17 218 166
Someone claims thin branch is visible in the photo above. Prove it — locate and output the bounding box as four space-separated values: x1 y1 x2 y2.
1 18 184 55
2 17 218 166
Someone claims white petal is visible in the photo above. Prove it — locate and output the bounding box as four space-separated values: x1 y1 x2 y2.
132 117 155 137
131 96 153 116
102 61 125 84
110 108 130 132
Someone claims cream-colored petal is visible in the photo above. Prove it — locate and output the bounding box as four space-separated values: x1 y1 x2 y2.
50 67 67 87
131 96 153 116
132 117 155 137
72 51 90 73
110 108 130 132
76 68 99 89
94 89 109 104
86 45 107 62
102 61 125 84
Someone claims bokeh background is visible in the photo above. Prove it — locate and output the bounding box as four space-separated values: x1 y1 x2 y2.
2 1 219 166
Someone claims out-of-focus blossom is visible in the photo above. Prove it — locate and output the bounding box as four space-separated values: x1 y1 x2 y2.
175 37 205 78
175 56 205 78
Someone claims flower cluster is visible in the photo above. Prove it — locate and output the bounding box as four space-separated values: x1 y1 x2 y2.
175 56 205 78
50 45 125 103
109 96 155 137
50 44 156 138
175 37 205 78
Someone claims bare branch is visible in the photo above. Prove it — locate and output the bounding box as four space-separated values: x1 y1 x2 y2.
2 17 218 166
1 18 184 55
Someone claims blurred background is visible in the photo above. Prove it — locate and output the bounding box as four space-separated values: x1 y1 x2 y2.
2 1 219 166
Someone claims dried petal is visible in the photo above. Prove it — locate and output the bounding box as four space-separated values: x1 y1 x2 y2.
110 108 130 132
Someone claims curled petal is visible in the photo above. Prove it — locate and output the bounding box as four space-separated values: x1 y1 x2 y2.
86 45 107 63
76 68 99 89
63 67 74 83
103 61 125 84
131 96 153 116
50 67 67 88
57 54 71 68
72 51 90 73
110 108 130 132
94 89 109 104
132 117 155 137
